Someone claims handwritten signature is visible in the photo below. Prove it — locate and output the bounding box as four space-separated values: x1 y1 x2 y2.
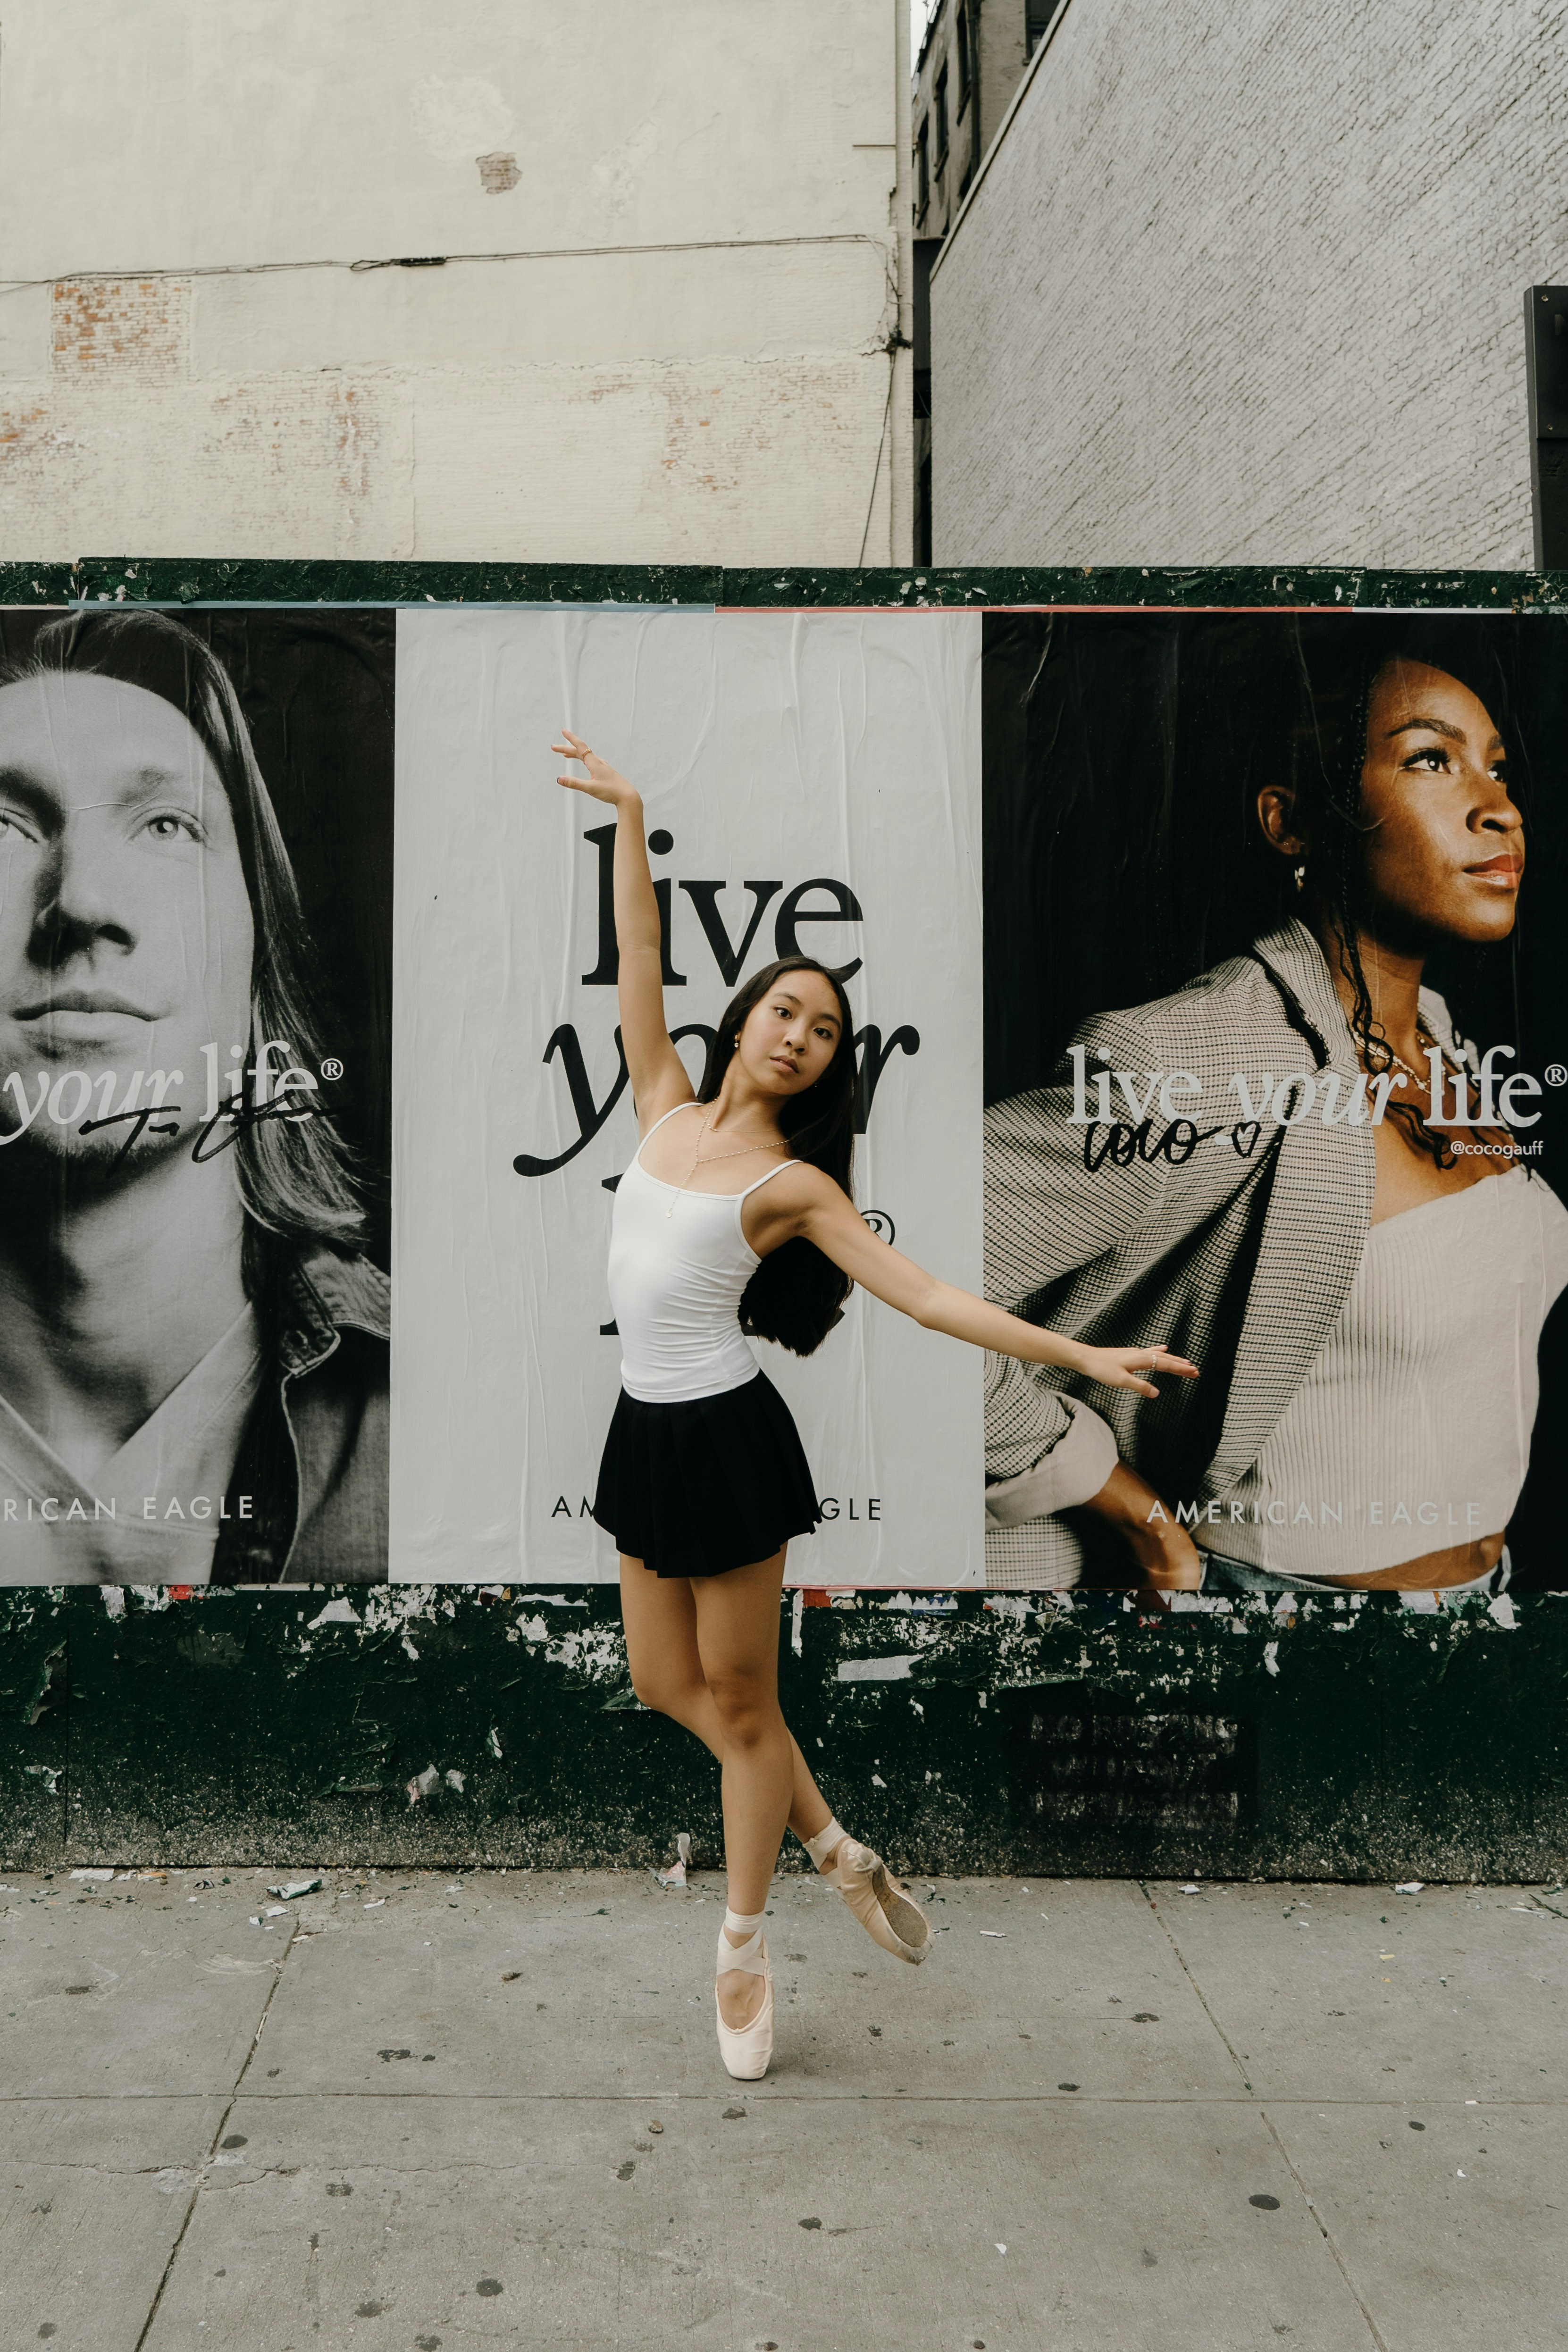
81 1086 325 1176
1082 1116 1266 1172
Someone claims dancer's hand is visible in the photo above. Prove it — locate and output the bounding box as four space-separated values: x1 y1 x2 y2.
1072 1341 1199 1399
552 727 637 807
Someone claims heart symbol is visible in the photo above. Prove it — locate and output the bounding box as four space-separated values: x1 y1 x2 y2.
1231 1121 1262 1157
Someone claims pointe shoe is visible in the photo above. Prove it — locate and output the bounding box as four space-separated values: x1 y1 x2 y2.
820 1838 932 1965
715 1912 774 2080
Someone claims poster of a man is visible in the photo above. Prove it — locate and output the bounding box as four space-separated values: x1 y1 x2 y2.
0 608 391 1583
981 611 1568 1600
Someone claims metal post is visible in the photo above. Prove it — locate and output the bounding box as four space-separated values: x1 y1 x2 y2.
889 0 914 566
1525 286 1568 570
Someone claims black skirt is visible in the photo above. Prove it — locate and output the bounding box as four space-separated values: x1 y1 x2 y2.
592 1369 822 1579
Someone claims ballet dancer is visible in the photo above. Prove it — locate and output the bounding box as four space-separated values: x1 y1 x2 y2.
553 728 1197 2077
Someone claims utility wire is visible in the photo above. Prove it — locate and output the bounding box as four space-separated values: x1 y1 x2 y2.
0 232 887 298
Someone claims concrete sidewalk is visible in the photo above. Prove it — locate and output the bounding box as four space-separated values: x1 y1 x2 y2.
1 1866 1563 2351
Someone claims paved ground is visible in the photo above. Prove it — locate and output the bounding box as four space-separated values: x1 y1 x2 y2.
0 1863 1563 2352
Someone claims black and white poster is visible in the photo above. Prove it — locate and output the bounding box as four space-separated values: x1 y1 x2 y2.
981 609 1568 1599
0 608 392 1585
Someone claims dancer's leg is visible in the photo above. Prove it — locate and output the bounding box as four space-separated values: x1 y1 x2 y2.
619 1554 832 1842
688 1548 797 2027
621 1559 925 1987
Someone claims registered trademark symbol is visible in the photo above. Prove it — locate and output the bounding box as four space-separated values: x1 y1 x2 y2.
320 1057 344 1081
1546 1063 1567 1088
860 1208 896 1243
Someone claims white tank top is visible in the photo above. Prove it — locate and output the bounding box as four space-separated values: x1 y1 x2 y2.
607 1104 799 1403
1220 1166 1568 1576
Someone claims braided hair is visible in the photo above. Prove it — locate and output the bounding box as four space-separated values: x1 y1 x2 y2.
1270 619 1517 1166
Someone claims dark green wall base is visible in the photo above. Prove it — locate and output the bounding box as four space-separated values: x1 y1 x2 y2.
3 558 1568 610
3 1588 1563 1882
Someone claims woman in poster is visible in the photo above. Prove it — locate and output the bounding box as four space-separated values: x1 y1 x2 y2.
0 609 388 1583
983 623 1568 1601
553 726 1194 2079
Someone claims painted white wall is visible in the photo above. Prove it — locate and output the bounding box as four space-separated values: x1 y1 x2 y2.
931 0 1563 568
0 0 905 562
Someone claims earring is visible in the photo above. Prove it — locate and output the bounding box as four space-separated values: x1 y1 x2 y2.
1292 862 1307 893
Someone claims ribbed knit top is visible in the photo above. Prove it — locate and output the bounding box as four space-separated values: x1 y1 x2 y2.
1219 1167 1568 1577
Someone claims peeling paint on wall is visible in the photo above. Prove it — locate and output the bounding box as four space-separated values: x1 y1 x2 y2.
0 373 411 561
2 1584 1563 1880
476 152 521 195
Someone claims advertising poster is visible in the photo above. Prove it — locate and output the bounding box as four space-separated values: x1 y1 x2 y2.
0 608 392 1586
392 606 984 1586
981 609 1567 1600
1 595 1560 1603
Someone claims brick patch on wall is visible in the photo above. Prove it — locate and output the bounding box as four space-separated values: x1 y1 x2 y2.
51 278 191 381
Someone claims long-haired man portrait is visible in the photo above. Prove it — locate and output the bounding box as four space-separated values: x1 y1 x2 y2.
0 607 390 1583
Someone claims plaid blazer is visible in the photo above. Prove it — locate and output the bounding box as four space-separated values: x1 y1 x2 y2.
982 917 1465 1589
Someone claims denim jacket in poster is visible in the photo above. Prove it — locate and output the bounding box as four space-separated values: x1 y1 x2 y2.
210 1246 389 1584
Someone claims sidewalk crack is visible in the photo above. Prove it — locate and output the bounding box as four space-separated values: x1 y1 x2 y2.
1133 1880 1252 2090
131 1916 302 2352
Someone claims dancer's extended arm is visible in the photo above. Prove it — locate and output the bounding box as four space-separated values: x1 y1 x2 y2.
786 1167 1198 1401
794 1173 1201 1586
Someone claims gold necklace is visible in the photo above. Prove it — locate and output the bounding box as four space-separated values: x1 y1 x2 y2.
1381 1045 1427 1090
1370 1021 1471 1113
666 1113 785 1215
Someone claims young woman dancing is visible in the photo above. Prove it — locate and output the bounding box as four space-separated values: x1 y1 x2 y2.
553 728 1197 2079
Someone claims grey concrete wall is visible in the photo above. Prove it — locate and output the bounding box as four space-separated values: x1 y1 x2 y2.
931 0 1568 566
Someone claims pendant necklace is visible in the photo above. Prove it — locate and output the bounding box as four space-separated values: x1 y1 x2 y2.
665 1113 784 1215
1372 1020 1477 1136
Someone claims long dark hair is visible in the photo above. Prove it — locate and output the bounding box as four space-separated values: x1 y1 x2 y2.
0 607 364 1276
695 955 857 1355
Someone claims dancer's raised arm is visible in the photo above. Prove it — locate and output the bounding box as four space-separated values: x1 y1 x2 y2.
553 728 693 1131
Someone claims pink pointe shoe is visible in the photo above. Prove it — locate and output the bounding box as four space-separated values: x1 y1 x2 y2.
715 1909 773 2080
807 1822 932 1965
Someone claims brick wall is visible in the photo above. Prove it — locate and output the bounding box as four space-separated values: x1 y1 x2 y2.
931 0 1567 565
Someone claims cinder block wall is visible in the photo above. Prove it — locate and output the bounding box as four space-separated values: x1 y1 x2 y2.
931 0 1566 566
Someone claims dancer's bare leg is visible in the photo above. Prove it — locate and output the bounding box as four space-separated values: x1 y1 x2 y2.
620 1548 829 2028
691 1549 794 2027
619 1554 832 1842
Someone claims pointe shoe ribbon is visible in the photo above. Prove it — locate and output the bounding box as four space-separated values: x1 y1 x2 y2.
820 1839 932 1965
